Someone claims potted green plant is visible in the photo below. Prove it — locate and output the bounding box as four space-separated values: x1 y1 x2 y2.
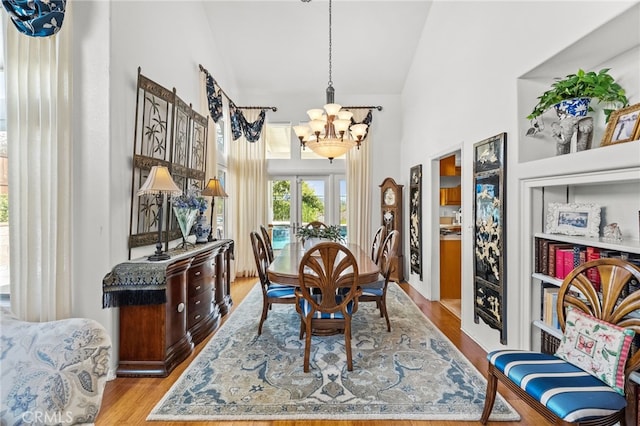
296 224 345 249
527 68 628 124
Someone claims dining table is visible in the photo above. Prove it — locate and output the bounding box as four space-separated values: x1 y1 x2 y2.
267 241 381 286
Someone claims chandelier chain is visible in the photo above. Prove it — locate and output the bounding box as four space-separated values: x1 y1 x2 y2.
328 0 332 87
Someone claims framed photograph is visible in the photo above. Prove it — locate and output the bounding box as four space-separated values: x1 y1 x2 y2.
601 103 640 146
473 132 507 344
409 165 422 280
545 202 601 238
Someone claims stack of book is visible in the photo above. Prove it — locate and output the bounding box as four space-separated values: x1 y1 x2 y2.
542 286 560 330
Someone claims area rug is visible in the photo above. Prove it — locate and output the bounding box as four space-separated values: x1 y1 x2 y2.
148 282 520 421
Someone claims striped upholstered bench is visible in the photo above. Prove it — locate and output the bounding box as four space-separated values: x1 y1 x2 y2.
480 259 640 426
486 350 627 422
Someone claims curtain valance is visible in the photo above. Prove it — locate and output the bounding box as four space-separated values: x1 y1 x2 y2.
199 65 275 142
2 0 66 37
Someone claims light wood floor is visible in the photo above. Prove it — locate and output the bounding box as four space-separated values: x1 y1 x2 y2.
97 278 548 425
439 298 461 319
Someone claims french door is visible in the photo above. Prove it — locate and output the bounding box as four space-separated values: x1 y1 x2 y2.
267 175 346 250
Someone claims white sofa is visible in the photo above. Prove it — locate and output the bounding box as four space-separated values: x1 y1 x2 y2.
0 307 111 425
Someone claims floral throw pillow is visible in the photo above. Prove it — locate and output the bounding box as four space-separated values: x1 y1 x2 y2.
555 306 635 394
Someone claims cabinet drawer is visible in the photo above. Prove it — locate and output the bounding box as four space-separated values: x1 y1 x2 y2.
187 277 207 297
188 289 212 313
188 294 213 328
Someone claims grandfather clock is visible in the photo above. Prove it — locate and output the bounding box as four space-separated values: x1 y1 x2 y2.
380 177 404 282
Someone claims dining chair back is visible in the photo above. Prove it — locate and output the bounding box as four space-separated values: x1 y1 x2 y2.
361 230 398 331
481 258 640 425
250 231 296 335
370 225 387 265
296 242 362 372
260 225 274 263
305 221 327 230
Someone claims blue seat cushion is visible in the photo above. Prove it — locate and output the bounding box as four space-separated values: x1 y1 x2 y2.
487 350 626 422
298 294 354 319
361 287 383 297
266 283 296 299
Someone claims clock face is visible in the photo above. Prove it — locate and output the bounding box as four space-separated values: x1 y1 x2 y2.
384 188 396 206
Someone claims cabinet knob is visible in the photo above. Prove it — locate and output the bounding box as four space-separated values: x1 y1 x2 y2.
195 285 201 291
194 314 201 320
195 300 201 305
195 271 201 276
177 302 185 313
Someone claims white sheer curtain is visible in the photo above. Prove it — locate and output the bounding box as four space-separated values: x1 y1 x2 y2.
229 109 267 277
5 12 73 321
346 109 373 251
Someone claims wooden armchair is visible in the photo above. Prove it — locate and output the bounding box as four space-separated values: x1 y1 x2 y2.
250 231 296 335
370 225 387 265
305 221 327 230
481 258 640 425
361 229 398 331
295 242 362 372
260 225 274 263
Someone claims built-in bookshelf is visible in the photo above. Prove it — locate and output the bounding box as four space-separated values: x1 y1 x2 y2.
531 234 640 347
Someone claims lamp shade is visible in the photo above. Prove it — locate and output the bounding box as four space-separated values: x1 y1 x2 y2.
202 177 228 198
137 166 182 196
307 138 356 160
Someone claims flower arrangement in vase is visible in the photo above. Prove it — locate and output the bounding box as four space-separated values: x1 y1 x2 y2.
172 191 207 248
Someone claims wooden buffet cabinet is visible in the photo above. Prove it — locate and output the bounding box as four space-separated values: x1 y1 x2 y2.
105 240 234 377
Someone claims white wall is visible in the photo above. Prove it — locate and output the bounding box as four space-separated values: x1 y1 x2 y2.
71 1 236 369
400 1 638 351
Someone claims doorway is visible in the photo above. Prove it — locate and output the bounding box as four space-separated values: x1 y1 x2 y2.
438 150 462 318
267 175 346 251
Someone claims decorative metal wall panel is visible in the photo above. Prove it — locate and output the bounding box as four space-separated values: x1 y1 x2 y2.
128 68 208 257
409 164 422 279
472 132 507 344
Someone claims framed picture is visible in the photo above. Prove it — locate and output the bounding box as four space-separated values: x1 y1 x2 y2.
473 132 507 344
545 202 601 238
601 103 640 146
409 165 422 280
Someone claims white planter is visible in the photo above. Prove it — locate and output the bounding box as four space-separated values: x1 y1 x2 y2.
303 237 329 250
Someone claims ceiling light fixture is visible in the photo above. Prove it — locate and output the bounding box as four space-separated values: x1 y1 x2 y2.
292 0 368 163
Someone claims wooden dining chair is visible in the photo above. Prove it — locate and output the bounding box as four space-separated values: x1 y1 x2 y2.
250 231 296 335
295 242 362 372
370 225 387 265
260 225 274 263
360 230 398 332
305 221 327 230
481 258 640 425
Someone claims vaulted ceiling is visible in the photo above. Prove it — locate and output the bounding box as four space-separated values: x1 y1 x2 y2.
202 1 432 99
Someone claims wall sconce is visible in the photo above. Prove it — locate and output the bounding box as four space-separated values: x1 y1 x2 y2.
201 177 228 242
137 165 182 261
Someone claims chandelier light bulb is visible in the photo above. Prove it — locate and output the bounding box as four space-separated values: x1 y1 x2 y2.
323 103 342 116
333 119 350 134
309 119 326 134
306 109 324 121
337 110 353 121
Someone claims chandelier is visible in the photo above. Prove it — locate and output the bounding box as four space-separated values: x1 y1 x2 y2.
292 0 368 163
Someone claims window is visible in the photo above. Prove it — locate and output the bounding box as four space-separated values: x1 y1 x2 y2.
265 122 291 159
216 169 228 239
216 117 227 162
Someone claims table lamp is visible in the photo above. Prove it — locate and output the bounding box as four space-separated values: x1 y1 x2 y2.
138 165 182 261
201 177 228 242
